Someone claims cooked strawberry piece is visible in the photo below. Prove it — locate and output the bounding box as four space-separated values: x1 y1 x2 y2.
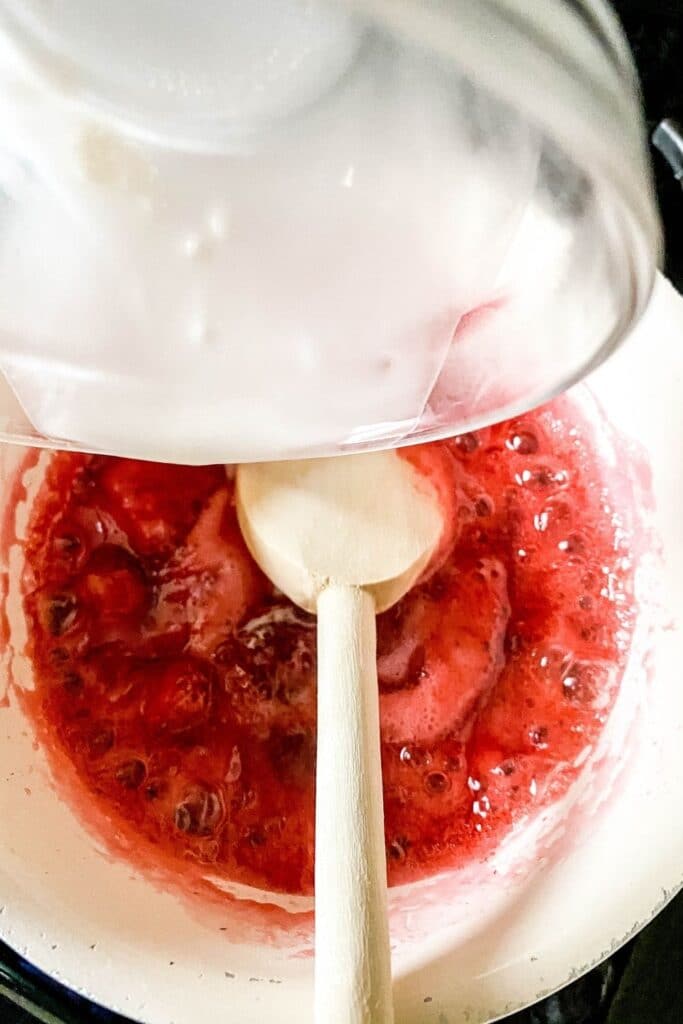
78 545 150 621
96 459 224 555
143 656 214 734
379 559 509 746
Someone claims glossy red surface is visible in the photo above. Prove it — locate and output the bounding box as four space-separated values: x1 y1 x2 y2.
20 398 635 896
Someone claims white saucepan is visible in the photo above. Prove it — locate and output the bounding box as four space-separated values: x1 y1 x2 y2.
0 274 682 1024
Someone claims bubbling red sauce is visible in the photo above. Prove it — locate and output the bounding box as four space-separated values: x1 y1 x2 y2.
19 397 636 896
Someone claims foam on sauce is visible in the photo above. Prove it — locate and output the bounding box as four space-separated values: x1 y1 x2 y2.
16 395 637 897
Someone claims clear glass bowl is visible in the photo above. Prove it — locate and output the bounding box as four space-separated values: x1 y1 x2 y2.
0 0 661 463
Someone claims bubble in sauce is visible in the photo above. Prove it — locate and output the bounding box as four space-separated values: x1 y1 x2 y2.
115 758 147 790
50 528 87 572
533 510 549 532
174 785 225 837
514 466 569 491
472 794 490 818
536 645 574 682
562 659 610 705
424 770 450 795
557 533 585 558
506 430 539 455
475 496 494 518
40 591 79 637
529 726 549 749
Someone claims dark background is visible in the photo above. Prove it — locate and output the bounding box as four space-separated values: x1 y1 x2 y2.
1 2 682 1022
619 0 683 291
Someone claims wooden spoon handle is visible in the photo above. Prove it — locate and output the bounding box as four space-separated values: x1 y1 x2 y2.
314 584 394 1024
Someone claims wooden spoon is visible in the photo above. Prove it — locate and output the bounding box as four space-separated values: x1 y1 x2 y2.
236 450 443 1024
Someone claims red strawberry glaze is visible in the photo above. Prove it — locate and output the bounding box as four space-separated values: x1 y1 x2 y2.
18 396 637 897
